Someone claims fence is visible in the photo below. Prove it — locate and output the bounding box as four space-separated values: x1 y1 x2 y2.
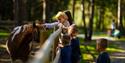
29 27 62 63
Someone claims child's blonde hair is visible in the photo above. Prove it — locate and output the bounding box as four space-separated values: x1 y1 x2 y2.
55 11 68 20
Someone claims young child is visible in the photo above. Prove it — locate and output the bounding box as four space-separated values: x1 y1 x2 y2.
59 34 72 63
96 38 110 63
68 24 81 63
43 11 70 29
64 10 73 25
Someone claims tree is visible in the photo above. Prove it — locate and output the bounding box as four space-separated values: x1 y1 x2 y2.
42 0 46 22
81 0 88 40
94 0 118 31
72 0 76 20
117 0 124 35
27 0 43 21
13 0 28 26
88 0 94 40
0 0 13 20
45 0 70 22
13 0 19 25
95 0 106 31
81 0 94 41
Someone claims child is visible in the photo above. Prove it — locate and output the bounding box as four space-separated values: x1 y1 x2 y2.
96 38 110 63
59 34 72 63
64 10 73 25
111 20 116 33
68 24 81 63
43 11 70 29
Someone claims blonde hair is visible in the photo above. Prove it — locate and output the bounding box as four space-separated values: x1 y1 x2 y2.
55 11 68 20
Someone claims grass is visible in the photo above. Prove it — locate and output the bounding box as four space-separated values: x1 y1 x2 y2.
0 31 125 63
0 32 9 38
79 37 125 63
0 32 9 36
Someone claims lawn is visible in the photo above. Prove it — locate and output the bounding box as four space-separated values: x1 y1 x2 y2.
0 32 9 38
0 31 125 63
79 36 125 63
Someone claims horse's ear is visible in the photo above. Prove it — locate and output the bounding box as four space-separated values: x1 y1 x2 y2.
33 22 36 28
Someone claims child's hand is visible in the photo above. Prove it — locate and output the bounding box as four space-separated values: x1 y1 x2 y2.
37 24 45 28
36 24 46 31
58 23 63 28
58 43 64 48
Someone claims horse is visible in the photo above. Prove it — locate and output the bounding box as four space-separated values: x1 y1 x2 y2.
6 22 42 63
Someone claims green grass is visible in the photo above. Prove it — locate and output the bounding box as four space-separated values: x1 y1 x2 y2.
0 32 9 38
0 32 9 35
79 37 125 63
94 32 108 36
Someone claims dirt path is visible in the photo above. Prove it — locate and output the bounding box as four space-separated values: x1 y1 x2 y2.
110 40 125 63
0 39 11 63
0 39 40 63
78 35 125 63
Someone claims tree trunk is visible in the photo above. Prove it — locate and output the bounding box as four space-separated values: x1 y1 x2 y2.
98 8 104 31
13 0 19 26
117 0 120 28
81 0 88 40
46 0 51 22
14 0 27 26
21 0 27 21
43 0 46 22
118 0 124 35
27 0 31 21
88 0 94 40
72 0 76 20
96 9 101 31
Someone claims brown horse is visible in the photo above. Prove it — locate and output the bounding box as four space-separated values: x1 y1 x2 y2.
6 23 42 63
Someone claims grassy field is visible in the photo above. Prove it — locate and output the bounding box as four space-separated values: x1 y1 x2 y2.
0 32 9 38
0 31 125 63
79 36 125 63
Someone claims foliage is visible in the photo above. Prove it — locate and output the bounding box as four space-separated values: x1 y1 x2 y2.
27 0 43 21
0 0 70 21
0 0 13 20
0 0 125 32
45 0 70 21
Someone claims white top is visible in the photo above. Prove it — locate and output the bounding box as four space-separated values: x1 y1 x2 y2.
43 21 70 28
111 22 115 29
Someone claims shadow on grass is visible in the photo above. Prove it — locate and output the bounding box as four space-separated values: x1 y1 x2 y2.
79 37 125 63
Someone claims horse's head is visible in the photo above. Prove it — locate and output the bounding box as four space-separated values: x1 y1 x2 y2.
25 22 45 42
23 22 42 34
